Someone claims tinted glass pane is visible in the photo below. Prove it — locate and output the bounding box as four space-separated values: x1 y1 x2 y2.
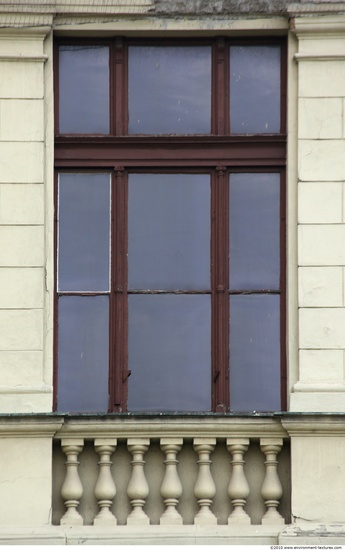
58 173 111 292
128 295 211 411
57 296 109 412
230 46 280 134
59 45 109 133
229 173 280 290
128 46 211 134
128 174 210 290
230 295 280 412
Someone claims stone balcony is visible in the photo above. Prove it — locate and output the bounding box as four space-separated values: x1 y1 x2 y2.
51 414 290 543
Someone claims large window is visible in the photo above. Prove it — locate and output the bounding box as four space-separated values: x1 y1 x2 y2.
54 38 286 413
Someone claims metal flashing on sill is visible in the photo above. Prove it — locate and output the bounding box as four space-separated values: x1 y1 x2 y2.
0 411 344 419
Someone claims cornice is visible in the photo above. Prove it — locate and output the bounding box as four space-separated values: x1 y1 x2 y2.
0 14 53 28
0 1 153 28
291 14 345 35
289 3 345 17
0 413 343 439
282 415 345 436
0 1 345 21
0 416 63 437
0 1 153 16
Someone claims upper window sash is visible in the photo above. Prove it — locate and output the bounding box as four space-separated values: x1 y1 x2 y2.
55 38 286 138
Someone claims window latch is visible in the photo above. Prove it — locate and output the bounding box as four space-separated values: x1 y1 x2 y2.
122 370 132 383
213 370 220 383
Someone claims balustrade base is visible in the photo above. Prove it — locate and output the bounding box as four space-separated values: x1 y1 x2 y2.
93 517 117 526
60 512 83 526
60 517 83 526
6 524 345 545
194 516 218 526
126 516 150 526
160 516 183 525
0 524 287 546
262 515 285 525
228 515 251 525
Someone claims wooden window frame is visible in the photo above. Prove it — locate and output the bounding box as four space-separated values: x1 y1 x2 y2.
54 37 287 413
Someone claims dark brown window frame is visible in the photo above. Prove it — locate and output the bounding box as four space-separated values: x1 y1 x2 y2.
54 36 287 413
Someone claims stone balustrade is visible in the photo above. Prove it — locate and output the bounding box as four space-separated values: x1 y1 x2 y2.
52 416 290 527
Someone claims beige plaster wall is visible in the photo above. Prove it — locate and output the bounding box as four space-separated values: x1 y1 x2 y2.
0 31 52 412
291 16 345 411
291 436 345 522
0 437 53 526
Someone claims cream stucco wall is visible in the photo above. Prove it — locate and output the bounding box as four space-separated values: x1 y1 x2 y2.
291 15 345 411
0 29 51 413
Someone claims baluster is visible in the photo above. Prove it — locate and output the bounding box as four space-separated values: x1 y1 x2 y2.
60 439 84 525
127 438 150 525
160 438 183 525
227 438 251 524
94 438 117 525
193 438 217 525
260 438 284 525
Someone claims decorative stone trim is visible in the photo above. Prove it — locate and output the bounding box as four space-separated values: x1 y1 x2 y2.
160 438 183 525
127 438 150 525
0 55 48 62
293 382 345 391
193 438 217 525
260 438 284 525
0 417 64 438
54 416 288 440
294 53 345 62
94 439 117 526
0 0 153 14
291 13 345 33
60 439 84 526
227 438 251 525
282 416 345 436
0 524 286 545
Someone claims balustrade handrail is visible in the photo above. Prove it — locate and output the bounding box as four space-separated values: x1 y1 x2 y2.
54 415 288 441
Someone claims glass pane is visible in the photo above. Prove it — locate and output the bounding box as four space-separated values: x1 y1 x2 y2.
230 173 280 291
58 173 111 292
59 45 109 133
230 295 281 412
57 296 109 412
128 46 211 134
128 174 210 290
128 295 211 411
230 46 280 134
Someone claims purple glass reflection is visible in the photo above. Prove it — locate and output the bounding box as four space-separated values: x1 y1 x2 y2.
57 296 109 412
58 173 111 292
59 45 109 134
128 294 211 411
129 46 211 134
128 174 210 290
230 294 281 412
229 173 280 291
230 46 281 134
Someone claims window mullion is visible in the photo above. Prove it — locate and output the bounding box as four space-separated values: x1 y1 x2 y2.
212 166 229 412
114 38 126 136
110 167 128 412
212 38 229 135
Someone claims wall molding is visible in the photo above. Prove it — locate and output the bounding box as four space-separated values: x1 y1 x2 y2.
0 54 48 62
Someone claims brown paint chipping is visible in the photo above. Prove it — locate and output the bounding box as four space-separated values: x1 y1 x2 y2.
54 37 287 413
